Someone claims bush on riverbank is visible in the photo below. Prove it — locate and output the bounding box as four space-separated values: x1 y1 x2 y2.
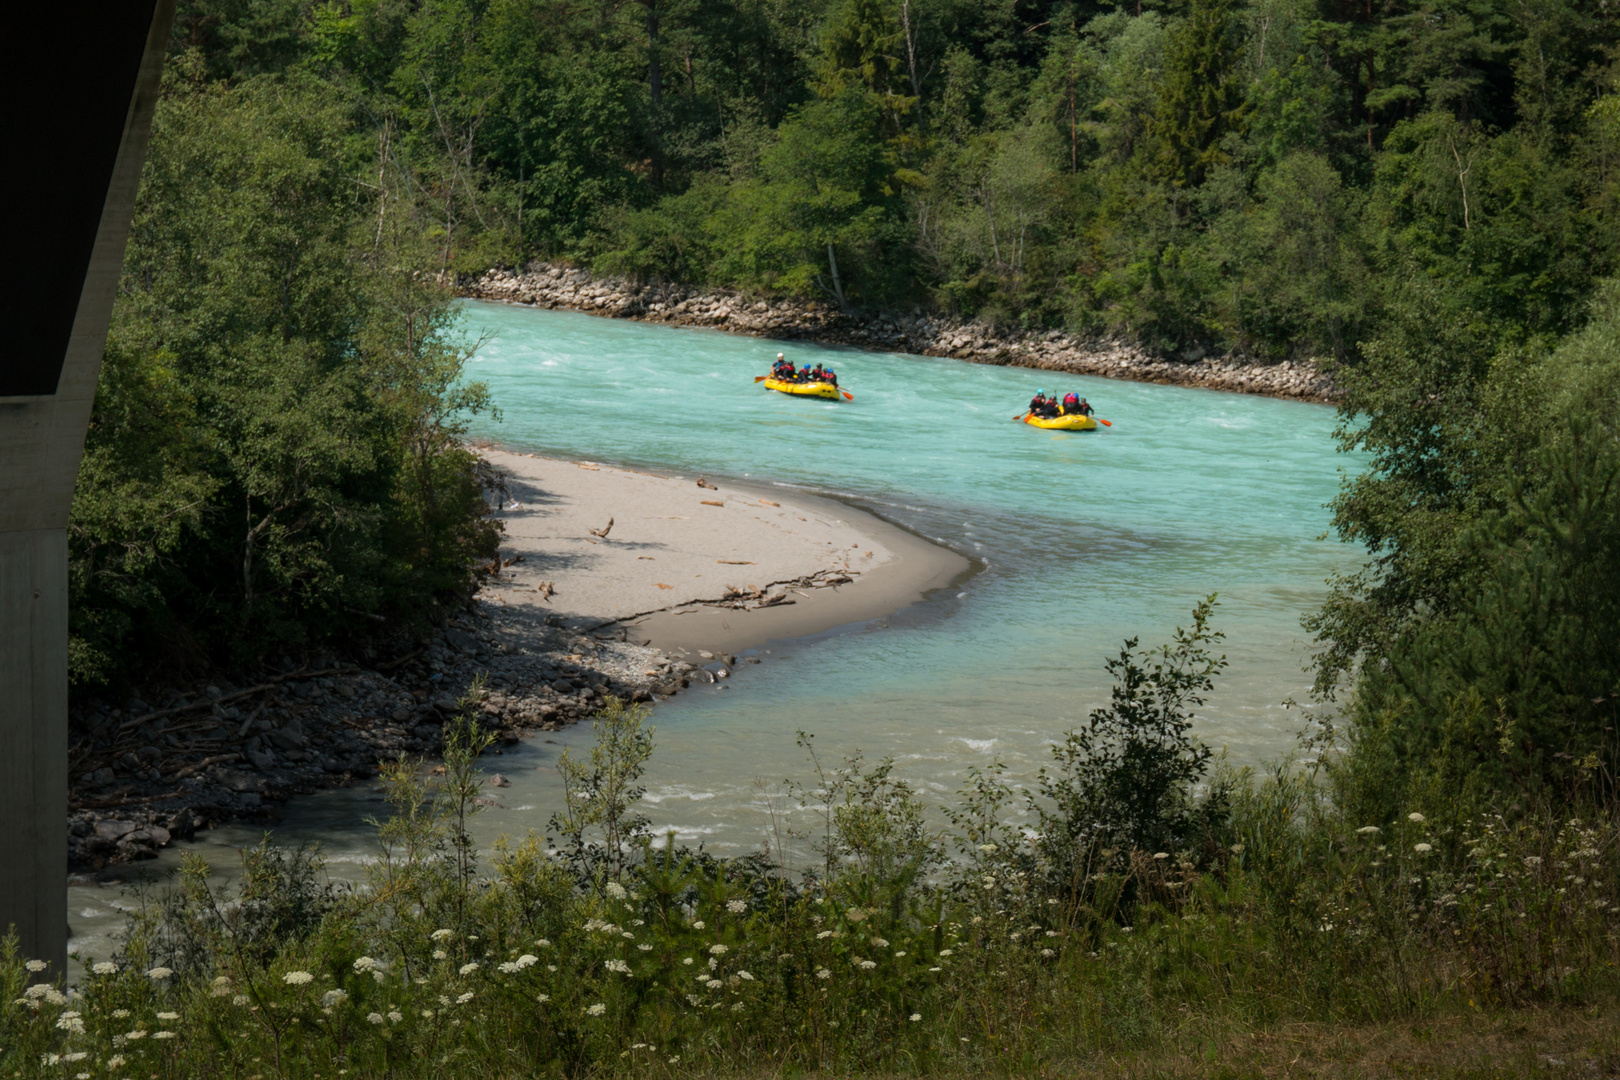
68 64 500 690
9 607 1620 1077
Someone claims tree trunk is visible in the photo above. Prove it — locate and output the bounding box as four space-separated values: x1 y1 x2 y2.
826 243 847 309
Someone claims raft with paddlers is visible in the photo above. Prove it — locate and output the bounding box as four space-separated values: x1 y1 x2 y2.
1015 387 1111 429
755 352 854 400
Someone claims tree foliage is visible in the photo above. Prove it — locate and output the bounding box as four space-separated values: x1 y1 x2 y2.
70 63 499 687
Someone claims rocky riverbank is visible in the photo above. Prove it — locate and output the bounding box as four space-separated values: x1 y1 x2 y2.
65 592 734 873
461 263 1336 403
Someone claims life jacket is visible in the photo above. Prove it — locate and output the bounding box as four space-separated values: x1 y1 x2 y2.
1063 393 1079 407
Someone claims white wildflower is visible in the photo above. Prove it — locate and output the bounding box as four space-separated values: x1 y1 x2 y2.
367 1012 385 1025
108 1056 126 1069
817 930 834 939
1041 949 1056 958
535 938 551 947
727 899 748 914
1414 843 1433 853
738 970 754 981
871 937 890 948
692 920 706 930
705 979 723 990
155 1011 180 1021
111 1008 131 1019
430 928 455 941
894 951 907 958
152 1031 176 1041
709 944 729 955
498 962 520 974
910 1013 922 1021
146 967 173 980
459 962 479 976
433 950 448 960
232 995 249 1006
938 949 953 957
857 959 877 970
1357 826 1381 835
1408 812 1425 823
816 968 832 980
587 1003 607 1016
64 1052 88 1062
682 957 695 965
321 990 347 1007
55 1012 85 1034
605 959 631 974
515 954 538 968
353 956 379 973
637 943 653 951
283 971 315 985
456 992 474 1005
387 1010 404 1022
1153 852 1169 860
92 962 118 975
125 1030 148 1040
25 960 47 972
536 994 550 1004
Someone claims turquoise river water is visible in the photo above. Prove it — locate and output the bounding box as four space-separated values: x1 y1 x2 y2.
65 302 1358 958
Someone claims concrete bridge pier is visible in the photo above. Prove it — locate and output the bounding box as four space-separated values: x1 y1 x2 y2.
0 1 173 979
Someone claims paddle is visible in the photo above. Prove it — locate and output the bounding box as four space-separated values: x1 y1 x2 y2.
1013 412 1027 421
1097 418 1112 427
841 390 854 400
754 375 768 382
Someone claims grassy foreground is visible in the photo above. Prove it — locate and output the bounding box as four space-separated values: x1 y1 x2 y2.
8 610 1620 1078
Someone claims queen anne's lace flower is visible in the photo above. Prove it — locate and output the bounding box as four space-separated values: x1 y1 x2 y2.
25 960 47 972
709 944 729 955
816 968 831 980
156 1011 179 1021
147 967 173 980
605 959 631 974
1415 843 1433 853
367 1012 385 1025
606 882 628 900
456 992 474 1005
727 899 748 913
431 928 455 941
459 962 479 976
282 971 314 986
433 949 448 960
353 956 379 973
705 979 723 990
586 1003 607 1016
92 962 118 975
321 990 348 1007
910 1013 922 1021
152 1031 176 1040
387 1010 403 1022
1357 826 1380 835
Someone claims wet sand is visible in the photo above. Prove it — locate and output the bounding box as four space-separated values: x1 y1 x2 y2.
480 448 972 657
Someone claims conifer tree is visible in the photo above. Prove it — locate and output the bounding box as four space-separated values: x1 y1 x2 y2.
1146 0 1246 188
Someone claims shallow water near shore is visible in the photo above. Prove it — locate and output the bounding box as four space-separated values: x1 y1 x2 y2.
66 303 1357 961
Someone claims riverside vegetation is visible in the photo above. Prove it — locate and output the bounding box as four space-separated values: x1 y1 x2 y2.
9 600 1620 1077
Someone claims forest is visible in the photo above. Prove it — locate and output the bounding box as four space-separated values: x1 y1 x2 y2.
169 0 1620 363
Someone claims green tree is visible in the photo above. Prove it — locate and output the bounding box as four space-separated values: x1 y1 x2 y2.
1147 0 1247 188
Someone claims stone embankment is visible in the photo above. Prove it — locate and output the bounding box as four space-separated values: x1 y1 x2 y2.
66 592 731 873
463 264 1336 403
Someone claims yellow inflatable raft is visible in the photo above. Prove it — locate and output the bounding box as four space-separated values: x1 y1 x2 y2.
1024 412 1098 431
764 378 842 399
